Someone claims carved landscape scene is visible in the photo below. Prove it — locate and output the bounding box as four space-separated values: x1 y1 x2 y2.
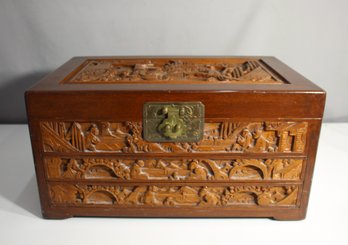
65 59 284 84
49 183 298 207
45 157 303 181
41 121 307 153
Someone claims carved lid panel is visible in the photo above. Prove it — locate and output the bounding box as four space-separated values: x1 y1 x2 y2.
63 58 285 84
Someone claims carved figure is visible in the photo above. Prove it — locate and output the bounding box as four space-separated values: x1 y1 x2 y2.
144 186 161 205
63 159 82 178
85 124 100 151
130 160 148 180
100 122 116 137
252 126 275 152
199 187 220 206
189 160 208 180
233 128 253 151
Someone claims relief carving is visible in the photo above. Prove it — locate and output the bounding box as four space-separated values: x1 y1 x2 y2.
41 121 307 153
45 158 304 181
49 184 298 207
66 59 283 84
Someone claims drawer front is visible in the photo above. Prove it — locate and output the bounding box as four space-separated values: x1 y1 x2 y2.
40 120 308 154
44 157 305 181
40 119 308 214
48 183 300 207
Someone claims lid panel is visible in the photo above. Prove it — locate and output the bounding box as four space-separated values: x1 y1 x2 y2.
63 58 285 85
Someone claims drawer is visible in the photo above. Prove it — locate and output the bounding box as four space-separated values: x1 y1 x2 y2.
44 157 305 181
40 120 308 154
48 182 300 207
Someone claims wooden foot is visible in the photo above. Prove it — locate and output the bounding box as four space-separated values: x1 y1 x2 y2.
273 213 306 221
42 210 73 219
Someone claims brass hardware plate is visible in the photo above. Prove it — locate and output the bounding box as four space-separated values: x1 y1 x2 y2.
143 102 205 142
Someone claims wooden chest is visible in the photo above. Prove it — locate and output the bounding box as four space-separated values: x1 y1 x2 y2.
25 56 325 220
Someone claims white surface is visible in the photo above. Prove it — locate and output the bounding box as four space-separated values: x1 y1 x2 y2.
0 123 347 244
0 0 348 123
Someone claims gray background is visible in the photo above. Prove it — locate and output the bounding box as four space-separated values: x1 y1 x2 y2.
0 0 347 123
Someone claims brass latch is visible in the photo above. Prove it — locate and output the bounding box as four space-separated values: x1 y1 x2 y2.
143 102 204 142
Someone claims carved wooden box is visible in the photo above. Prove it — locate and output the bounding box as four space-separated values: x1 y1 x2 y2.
25 57 325 220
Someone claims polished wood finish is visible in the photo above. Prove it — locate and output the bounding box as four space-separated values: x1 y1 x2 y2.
25 56 325 220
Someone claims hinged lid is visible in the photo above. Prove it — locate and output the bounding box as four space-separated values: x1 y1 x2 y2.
26 56 326 121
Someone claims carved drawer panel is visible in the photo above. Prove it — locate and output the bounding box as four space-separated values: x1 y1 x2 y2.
45 157 304 181
48 183 299 207
41 121 307 154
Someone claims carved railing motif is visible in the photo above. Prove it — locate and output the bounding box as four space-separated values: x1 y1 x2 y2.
45 157 303 181
41 121 307 153
49 184 298 207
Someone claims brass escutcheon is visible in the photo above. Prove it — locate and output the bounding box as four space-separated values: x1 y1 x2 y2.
143 102 204 142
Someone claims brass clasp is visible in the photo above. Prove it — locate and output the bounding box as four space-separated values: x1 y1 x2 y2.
157 106 185 139
143 102 204 142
